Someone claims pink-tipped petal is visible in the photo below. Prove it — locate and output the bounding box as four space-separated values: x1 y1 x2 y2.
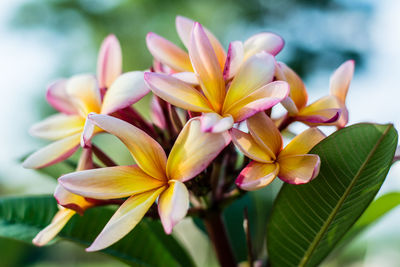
247 112 282 159
330 60 355 103
59 165 166 200
66 74 102 116
275 62 308 111
97 34 122 89
22 133 81 169
243 32 284 58
296 95 341 125
86 187 165 252
236 162 279 191
101 71 149 115
146 32 193 72
230 128 273 163
144 72 213 113
167 118 231 182
200 113 234 133
279 127 326 158
158 180 189 234
225 81 289 122
33 207 76 246
29 113 85 140
223 41 244 80
151 95 167 129
46 79 78 115
278 154 320 184
189 23 225 112
223 52 275 111
176 16 226 69
88 114 167 180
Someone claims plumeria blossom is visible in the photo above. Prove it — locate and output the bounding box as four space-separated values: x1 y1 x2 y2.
33 148 95 246
23 37 149 169
146 16 284 76
58 114 231 251
145 22 289 133
276 60 354 127
231 112 325 191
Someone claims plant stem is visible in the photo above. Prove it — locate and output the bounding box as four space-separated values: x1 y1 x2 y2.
277 114 294 131
204 211 236 267
243 207 254 267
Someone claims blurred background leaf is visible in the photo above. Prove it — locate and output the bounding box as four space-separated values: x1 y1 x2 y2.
0 195 194 266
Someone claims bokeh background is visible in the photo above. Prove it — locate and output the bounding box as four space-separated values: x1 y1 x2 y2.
0 0 399 266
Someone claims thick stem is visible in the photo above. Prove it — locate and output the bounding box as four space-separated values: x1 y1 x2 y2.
204 211 236 267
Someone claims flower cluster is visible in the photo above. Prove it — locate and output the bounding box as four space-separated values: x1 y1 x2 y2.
25 16 354 251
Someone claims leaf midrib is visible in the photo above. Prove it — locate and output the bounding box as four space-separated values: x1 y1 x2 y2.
298 124 392 267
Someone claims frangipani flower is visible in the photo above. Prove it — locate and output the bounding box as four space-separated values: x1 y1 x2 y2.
231 112 325 191
145 22 289 133
58 114 231 251
147 16 284 75
328 60 355 128
33 148 95 246
276 60 354 127
23 36 149 169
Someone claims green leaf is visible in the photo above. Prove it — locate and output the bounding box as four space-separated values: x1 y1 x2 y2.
0 195 195 267
266 123 398 267
342 192 400 244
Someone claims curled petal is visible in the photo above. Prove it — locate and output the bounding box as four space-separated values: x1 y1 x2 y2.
189 23 225 112
22 133 81 169
223 52 275 111
230 128 273 163
101 71 149 115
151 95 166 129
225 81 289 122
158 180 189 234
247 112 282 159
97 34 122 89
243 32 284 58
54 185 93 214
223 41 244 80
146 32 192 72
167 118 231 182
330 60 354 103
200 113 234 133
29 113 84 140
88 114 167 180
59 165 165 200
144 72 213 113
279 127 326 158
276 62 308 111
236 162 279 191
80 118 95 148
176 16 226 69
336 104 349 128
296 95 341 125
86 187 165 252
46 79 78 115
33 207 76 246
278 154 320 184
66 74 101 116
